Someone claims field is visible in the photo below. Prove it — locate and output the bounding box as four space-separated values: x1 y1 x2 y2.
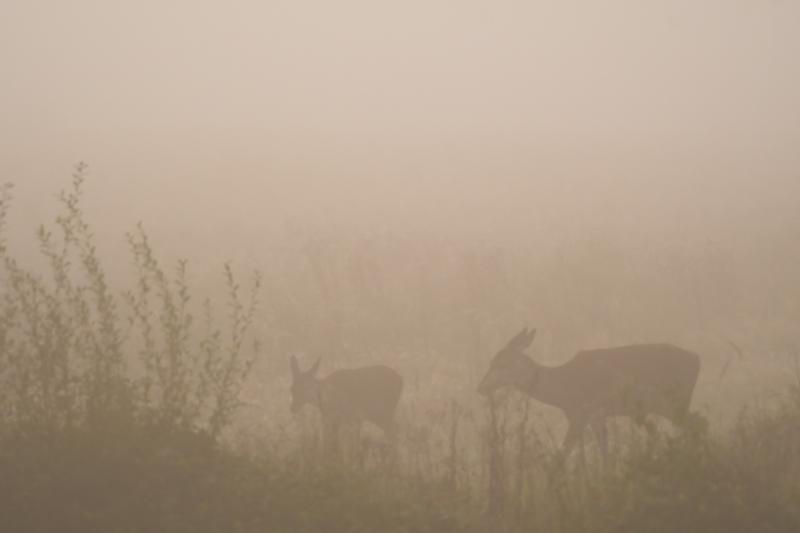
0 171 798 533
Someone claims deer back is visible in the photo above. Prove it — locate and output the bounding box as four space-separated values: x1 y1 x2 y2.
319 365 403 426
557 343 700 420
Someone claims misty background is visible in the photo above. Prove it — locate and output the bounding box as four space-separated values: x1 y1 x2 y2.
3 2 800 531
2 1 799 407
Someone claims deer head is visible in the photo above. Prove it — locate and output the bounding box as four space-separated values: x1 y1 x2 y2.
477 327 538 396
289 355 322 414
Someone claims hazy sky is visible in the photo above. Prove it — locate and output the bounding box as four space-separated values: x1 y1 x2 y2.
1 1 798 256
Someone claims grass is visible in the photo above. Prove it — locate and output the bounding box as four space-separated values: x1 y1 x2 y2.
0 165 798 532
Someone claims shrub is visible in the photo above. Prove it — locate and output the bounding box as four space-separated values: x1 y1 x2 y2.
0 164 261 438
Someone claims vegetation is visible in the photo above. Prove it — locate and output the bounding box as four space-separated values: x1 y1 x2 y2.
0 167 798 532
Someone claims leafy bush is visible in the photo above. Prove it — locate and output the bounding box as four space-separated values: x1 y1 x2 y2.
0 164 261 438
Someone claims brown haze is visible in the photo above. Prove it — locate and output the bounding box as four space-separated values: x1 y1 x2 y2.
1 1 800 532
3 1 799 250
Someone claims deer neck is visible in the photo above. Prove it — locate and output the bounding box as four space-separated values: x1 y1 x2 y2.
519 357 571 410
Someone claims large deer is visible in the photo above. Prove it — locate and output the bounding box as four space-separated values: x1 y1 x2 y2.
289 356 404 453
477 328 701 459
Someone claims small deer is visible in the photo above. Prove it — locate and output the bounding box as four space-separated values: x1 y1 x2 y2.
478 328 701 459
290 356 404 454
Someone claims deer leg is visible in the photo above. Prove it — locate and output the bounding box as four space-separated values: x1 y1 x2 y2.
383 420 398 446
562 418 586 458
323 419 341 458
642 416 658 439
590 418 609 464
372 419 399 468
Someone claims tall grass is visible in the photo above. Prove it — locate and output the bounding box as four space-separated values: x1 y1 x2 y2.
0 166 798 532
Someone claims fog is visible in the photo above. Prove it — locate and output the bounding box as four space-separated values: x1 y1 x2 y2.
3 1 799 248
1 2 800 531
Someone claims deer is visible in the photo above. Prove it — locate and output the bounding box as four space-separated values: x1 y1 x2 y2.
477 328 701 460
289 356 404 455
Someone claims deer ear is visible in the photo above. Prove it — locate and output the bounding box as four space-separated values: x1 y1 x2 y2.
290 355 300 378
522 328 537 349
506 327 529 349
308 358 321 376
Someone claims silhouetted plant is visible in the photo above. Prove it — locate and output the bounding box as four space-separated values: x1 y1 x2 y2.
124 224 261 435
1 165 800 532
0 164 260 437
